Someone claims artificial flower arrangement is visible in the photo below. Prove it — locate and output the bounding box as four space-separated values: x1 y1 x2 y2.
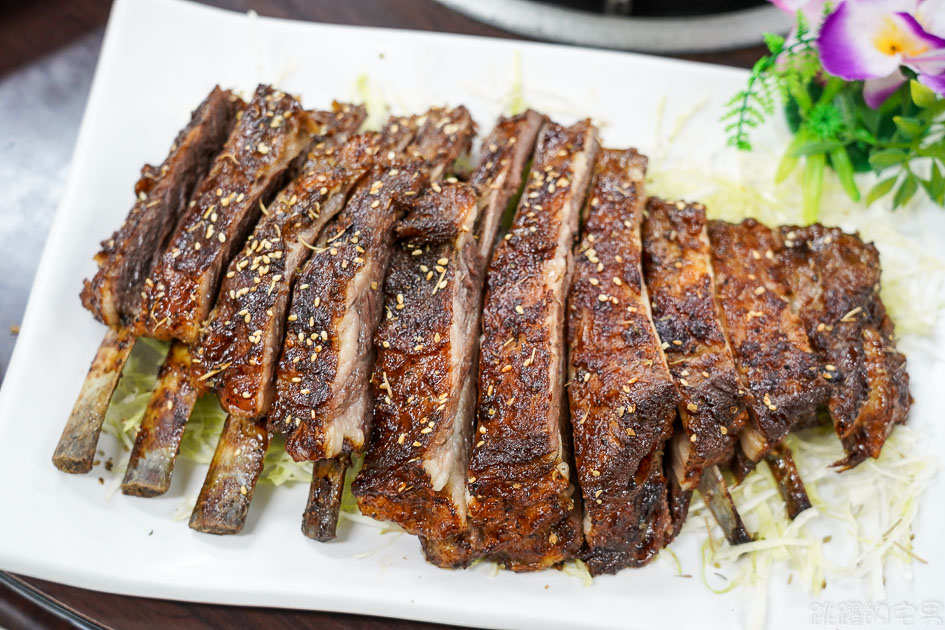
724 0 945 220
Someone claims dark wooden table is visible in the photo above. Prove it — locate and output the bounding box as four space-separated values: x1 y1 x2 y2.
0 1 761 628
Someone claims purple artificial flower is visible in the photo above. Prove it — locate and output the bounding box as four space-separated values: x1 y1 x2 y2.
817 0 945 106
770 0 828 25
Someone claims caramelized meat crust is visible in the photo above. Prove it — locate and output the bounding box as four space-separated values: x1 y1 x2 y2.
355 112 543 544
641 199 745 487
777 224 910 467
467 119 599 571
269 108 474 462
353 185 482 540
81 87 240 326
707 219 830 454
135 86 316 344
195 104 367 418
567 150 678 575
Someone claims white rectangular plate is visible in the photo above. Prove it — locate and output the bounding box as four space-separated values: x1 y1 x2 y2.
1 0 943 628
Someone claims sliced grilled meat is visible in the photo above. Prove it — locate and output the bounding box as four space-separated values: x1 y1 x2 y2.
467 110 546 257
707 219 830 462
777 225 910 468
191 108 473 537
353 112 543 543
135 85 316 344
187 114 423 536
352 184 481 540
642 199 745 480
81 86 240 326
268 107 474 460
641 198 748 538
195 104 367 418
567 150 678 575
467 119 599 572
121 103 363 498
54 87 240 475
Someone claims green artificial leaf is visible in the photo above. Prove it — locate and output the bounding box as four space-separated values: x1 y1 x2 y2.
763 32 785 54
829 146 860 202
921 162 945 205
910 80 937 108
846 141 873 173
869 148 907 170
851 127 878 145
803 153 826 223
808 103 845 140
893 172 918 208
866 176 898 205
859 101 881 135
892 115 924 138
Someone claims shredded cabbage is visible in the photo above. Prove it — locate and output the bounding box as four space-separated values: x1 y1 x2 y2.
684 425 938 622
101 338 312 487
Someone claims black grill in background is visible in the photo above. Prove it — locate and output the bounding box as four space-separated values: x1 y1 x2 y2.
534 0 767 16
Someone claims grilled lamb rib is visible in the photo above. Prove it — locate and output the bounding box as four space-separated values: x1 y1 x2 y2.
777 225 910 468
708 218 829 518
641 198 749 541
120 98 359 498
268 107 473 458
353 112 544 544
82 86 240 327
567 150 678 575
187 114 421 534
466 119 599 572
195 103 367 417
191 108 474 537
53 87 240 474
708 219 830 458
135 85 316 345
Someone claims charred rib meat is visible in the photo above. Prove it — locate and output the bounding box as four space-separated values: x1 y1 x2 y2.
467 119 599 572
567 151 678 575
136 85 316 344
353 112 543 543
777 225 910 468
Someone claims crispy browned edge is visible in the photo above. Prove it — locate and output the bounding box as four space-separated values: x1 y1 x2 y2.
135 85 316 344
354 112 545 542
81 86 239 326
195 104 368 418
465 119 599 572
566 150 678 575
777 225 910 468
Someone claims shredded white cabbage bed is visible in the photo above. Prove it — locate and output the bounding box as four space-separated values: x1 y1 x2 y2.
102 338 311 487
100 86 942 607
